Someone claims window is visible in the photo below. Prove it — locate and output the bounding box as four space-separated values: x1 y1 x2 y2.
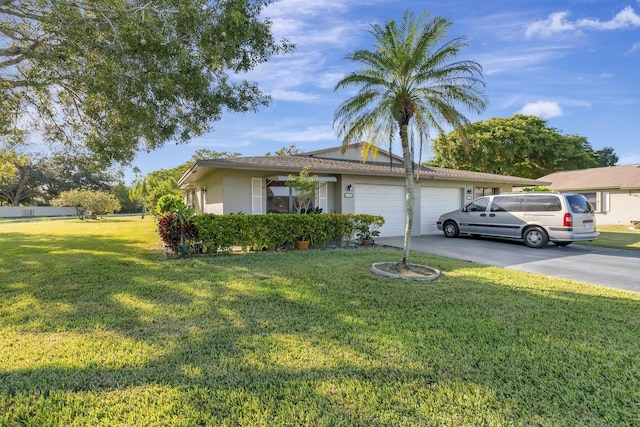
567 194 594 214
266 181 314 214
491 196 524 212
582 193 597 209
465 197 490 212
474 187 500 198
522 195 562 212
580 192 607 213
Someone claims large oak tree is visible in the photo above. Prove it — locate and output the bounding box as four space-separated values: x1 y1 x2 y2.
1 0 292 165
429 114 617 178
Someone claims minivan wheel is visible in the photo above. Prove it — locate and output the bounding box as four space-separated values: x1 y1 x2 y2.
443 221 459 238
523 226 548 248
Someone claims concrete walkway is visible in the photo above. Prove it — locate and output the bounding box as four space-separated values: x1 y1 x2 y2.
377 235 640 293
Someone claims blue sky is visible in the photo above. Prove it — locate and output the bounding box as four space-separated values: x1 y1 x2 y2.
128 0 640 183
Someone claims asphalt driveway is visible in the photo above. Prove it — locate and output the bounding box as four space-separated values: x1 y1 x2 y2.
377 234 640 292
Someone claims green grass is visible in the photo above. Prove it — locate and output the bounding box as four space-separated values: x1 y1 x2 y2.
581 225 640 251
1 217 640 426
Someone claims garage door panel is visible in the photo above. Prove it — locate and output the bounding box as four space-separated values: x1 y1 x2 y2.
421 187 462 234
355 184 405 237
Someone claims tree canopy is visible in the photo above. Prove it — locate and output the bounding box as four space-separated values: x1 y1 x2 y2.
334 10 486 267
0 149 118 205
129 149 239 216
428 114 618 178
52 188 120 219
1 0 292 165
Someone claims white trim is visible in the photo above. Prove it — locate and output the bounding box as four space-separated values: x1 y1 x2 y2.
600 191 610 212
318 182 328 213
251 178 262 214
267 175 337 183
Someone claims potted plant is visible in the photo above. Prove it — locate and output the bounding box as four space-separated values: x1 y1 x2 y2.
353 215 383 246
356 226 380 246
286 166 317 214
287 167 317 248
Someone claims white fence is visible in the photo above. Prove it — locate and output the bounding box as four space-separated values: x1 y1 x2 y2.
0 206 77 218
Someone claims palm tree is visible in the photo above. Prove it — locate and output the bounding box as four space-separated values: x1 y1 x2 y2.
334 10 486 268
129 167 149 219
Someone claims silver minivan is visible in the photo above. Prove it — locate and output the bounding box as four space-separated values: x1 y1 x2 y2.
436 192 599 248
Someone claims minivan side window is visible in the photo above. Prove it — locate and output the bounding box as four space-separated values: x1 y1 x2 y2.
490 196 524 212
566 195 594 213
522 195 562 212
466 197 490 212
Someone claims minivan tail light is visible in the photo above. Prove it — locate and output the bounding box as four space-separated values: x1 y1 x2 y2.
563 213 573 227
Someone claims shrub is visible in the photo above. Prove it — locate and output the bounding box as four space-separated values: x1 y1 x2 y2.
156 194 186 216
188 214 384 253
52 189 121 219
157 202 197 256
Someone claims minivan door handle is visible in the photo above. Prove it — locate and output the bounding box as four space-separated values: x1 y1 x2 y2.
480 213 486 217
489 214 496 217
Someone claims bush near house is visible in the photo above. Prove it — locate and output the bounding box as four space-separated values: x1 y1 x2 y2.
161 213 385 255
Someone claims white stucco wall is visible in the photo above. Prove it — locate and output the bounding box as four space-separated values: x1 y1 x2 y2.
222 171 255 214
595 190 640 225
0 206 76 217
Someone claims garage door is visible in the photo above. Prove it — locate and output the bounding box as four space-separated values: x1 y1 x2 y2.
421 187 462 234
355 184 406 237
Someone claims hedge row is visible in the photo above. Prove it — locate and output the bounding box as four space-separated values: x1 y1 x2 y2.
171 213 385 254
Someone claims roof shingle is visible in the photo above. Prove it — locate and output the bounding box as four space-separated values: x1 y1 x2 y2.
538 165 640 191
180 154 543 186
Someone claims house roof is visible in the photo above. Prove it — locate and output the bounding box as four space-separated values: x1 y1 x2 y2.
179 153 543 188
303 142 405 163
538 164 640 191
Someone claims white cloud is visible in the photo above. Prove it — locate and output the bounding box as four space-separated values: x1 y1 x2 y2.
627 41 640 55
479 48 568 75
243 125 336 143
578 6 640 30
270 89 319 102
517 101 563 118
525 11 576 38
245 0 375 106
265 0 351 19
525 6 640 38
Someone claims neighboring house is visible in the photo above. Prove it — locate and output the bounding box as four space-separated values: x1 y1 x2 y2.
538 164 640 226
178 144 541 237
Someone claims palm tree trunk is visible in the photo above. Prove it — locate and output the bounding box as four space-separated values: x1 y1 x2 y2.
399 123 414 267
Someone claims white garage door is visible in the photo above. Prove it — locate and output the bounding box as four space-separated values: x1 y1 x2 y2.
421 187 463 234
355 184 406 237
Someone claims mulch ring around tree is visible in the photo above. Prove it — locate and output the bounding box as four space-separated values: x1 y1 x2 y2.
370 262 441 281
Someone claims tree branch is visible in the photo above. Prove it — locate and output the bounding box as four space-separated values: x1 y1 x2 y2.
0 53 26 68
0 45 32 57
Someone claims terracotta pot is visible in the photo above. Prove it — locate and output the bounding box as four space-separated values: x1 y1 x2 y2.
295 239 310 250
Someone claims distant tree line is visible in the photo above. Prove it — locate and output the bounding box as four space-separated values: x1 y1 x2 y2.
0 148 238 215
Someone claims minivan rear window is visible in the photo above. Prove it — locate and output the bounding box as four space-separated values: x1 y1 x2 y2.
566 195 594 213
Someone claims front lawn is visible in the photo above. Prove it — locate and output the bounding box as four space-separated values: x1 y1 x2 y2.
1 217 639 426
581 225 640 251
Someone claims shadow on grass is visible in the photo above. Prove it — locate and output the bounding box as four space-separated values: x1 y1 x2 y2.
1 228 640 425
